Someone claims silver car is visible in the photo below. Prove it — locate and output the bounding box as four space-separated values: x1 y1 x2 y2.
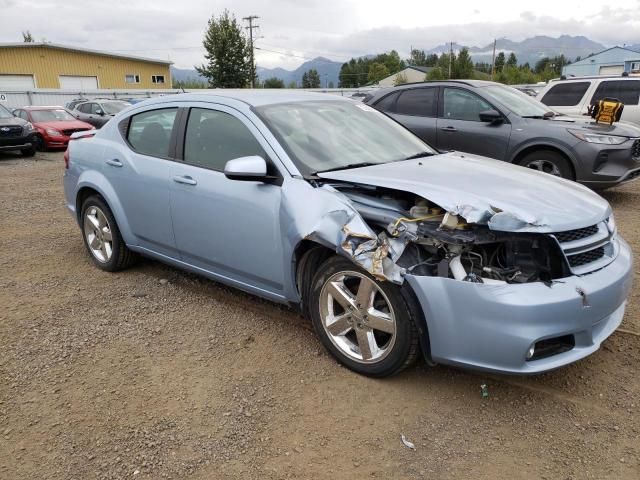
63 91 633 377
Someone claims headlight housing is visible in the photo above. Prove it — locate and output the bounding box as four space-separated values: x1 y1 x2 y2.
23 122 35 132
568 129 628 145
45 128 62 136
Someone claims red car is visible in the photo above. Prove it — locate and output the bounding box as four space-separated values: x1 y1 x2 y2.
12 106 94 150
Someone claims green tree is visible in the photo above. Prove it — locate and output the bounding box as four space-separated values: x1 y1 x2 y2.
195 10 252 88
328 81 334 88
408 49 427 66
393 72 408 85
436 52 456 79
454 48 474 79
425 54 439 67
426 67 445 81
506 52 518 68
494 52 505 72
287 80 297 88
368 63 389 83
302 69 321 88
22 31 34 42
263 77 285 88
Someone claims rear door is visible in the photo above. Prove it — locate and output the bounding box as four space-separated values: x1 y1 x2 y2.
103 106 180 258
436 87 511 160
382 87 439 146
169 104 286 299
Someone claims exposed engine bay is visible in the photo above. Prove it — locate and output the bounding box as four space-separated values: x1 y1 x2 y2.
334 184 572 285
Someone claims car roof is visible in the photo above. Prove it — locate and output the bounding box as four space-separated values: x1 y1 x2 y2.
22 105 66 110
136 90 351 108
548 75 640 83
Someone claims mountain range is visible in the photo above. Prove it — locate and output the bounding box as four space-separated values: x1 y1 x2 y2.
171 35 640 87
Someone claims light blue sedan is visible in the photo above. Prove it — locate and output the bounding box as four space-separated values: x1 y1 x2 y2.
63 91 633 377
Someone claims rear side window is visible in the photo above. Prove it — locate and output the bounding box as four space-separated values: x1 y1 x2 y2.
184 108 266 171
540 82 590 106
374 92 400 112
127 108 178 158
591 80 640 105
395 88 437 117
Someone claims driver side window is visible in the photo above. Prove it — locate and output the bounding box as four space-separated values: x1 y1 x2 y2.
443 88 492 122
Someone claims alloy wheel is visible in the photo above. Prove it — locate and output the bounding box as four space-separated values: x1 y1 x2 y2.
319 271 397 364
525 159 561 176
83 206 113 263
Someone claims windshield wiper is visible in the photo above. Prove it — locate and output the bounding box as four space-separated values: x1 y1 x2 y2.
522 111 556 119
313 162 378 175
404 151 435 160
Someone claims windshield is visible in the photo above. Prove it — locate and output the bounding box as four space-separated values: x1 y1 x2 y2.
30 109 76 122
102 102 129 115
257 101 436 175
0 104 13 119
482 85 553 117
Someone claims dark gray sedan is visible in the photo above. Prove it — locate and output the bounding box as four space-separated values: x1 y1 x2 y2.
366 80 640 189
72 100 130 128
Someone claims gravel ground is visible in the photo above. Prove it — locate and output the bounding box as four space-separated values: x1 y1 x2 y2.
1 151 639 479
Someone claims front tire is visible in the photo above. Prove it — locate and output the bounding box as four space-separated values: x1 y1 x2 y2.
517 150 574 180
21 146 36 157
309 256 420 377
80 195 136 271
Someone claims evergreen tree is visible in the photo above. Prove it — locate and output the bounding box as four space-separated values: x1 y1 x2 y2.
455 48 474 79
494 52 506 72
195 10 252 88
506 52 518 68
302 69 321 88
263 77 285 88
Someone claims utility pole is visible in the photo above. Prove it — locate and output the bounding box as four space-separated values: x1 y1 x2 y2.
490 39 496 80
243 15 259 88
449 41 453 79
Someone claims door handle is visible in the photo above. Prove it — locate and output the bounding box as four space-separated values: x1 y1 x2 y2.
440 126 457 132
106 159 123 167
173 175 197 186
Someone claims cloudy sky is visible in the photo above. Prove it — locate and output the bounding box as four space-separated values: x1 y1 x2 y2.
2 0 640 69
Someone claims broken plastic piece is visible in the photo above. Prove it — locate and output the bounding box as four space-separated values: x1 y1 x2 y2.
400 434 416 450
480 384 489 398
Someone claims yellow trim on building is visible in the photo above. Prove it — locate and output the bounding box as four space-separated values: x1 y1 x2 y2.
0 44 171 89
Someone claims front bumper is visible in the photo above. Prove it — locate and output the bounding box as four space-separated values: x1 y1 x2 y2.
405 237 633 374
44 134 71 149
575 140 640 189
0 132 38 151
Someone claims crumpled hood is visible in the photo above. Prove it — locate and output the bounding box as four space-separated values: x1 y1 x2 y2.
317 152 611 233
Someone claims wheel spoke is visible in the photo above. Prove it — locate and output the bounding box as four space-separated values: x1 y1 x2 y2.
355 278 375 310
365 308 395 334
326 313 352 336
85 213 99 230
96 211 107 229
355 328 378 360
326 280 357 311
88 235 100 250
102 228 112 242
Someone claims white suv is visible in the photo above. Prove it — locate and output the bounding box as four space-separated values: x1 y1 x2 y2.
537 76 640 125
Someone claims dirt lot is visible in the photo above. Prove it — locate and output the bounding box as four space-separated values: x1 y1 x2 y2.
1 151 639 479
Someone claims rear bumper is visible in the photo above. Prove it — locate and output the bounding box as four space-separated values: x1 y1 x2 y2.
405 237 633 374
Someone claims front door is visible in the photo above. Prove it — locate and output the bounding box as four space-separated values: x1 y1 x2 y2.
169 105 285 298
436 87 512 160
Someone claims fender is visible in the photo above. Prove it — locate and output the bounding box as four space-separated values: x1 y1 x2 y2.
75 170 137 247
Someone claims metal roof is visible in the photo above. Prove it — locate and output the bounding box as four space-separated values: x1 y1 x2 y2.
0 42 173 65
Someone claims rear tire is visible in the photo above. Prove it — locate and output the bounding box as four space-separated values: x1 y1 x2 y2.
309 256 420 377
80 195 136 272
517 150 574 180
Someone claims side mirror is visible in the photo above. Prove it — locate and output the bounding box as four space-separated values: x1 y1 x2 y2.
479 109 503 124
224 156 267 181
95 109 104 116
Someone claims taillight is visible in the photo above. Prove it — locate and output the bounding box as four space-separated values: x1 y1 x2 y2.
63 148 70 169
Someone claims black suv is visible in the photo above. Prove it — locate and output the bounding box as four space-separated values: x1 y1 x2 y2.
0 103 38 157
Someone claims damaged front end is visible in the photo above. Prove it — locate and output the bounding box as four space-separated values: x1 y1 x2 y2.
325 183 585 287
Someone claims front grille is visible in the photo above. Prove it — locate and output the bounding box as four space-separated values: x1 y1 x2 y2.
0 125 24 138
567 247 605 267
632 139 640 159
554 225 599 243
62 128 90 136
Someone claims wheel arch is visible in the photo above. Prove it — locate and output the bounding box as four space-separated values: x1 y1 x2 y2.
293 240 335 317
511 143 577 180
74 173 135 245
